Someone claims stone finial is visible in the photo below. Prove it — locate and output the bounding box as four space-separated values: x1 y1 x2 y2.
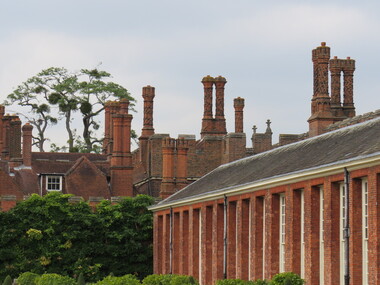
265 119 272 134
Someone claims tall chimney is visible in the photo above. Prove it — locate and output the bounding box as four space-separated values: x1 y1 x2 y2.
214 76 227 135
110 99 133 197
342 57 356 118
160 137 176 199
201 75 215 138
308 42 334 137
22 123 33 167
234 97 245 133
141 85 155 138
176 137 189 190
329 56 343 117
0 105 4 154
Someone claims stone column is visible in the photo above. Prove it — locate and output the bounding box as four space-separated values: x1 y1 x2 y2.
234 97 244 133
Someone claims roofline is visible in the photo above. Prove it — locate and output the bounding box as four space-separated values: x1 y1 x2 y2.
149 152 380 212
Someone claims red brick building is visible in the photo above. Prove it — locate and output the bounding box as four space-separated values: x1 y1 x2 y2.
149 43 380 285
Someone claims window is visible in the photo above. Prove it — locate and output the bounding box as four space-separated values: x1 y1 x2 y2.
46 176 62 191
320 186 324 285
362 179 369 285
279 193 286 273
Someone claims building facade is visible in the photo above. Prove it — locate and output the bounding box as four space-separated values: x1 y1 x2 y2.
149 43 380 285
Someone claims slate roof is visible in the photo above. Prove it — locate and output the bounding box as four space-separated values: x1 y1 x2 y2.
158 117 380 206
31 152 110 176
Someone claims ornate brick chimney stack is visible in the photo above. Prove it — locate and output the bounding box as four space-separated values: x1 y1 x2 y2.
139 85 155 168
201 75 215 138
160 137 176 199
0 105 4 155
110 99 133 196
22 123 33 167
342 57 356 118
308 42 334 137
234 97 245 133
176 137 189 190
1 115 22 160
329 56 344 117
141 85 155 137
214 76 227 135
103 101 120 156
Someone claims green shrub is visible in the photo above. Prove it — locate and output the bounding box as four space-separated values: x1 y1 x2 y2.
2 275 12 285
17 272 40 285
170 275 198 285
270 272 304 285
94 274 141 285
215 279 248 285
252 280 269 285
142 274 174 285
77 273 86 285
36 273 76 285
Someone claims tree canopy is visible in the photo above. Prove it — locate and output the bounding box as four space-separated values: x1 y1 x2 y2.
0 193 153 282
4 67 135 153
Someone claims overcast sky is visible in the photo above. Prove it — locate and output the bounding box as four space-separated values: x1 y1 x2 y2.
1 0 379 150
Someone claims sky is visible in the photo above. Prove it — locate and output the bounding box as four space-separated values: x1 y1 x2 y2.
0 0 379 150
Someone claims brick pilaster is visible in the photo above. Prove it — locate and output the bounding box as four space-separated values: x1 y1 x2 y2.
250 196 264 279
350 178 363 284
304 184 321 284
323 179 340 285
189 208 200 281
236 199 249 280
182 210 189 275
227 201 237 279
285 187 301 274
265 191 280 279
173 212 180 273
201 205 213 285
368 170 380 284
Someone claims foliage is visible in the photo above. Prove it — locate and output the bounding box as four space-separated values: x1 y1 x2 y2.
252 280 268 285
142 274 174 285
77 272 86 285
94 274 141 285
2 275 12 285
35 273 76 285
270 272 304 285
17 272 40 285
4 66 135 153
215 279 252 285
0 193 154 282
170 275 199 285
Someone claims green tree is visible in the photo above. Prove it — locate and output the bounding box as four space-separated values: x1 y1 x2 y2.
5 67 134 153
2 275 12 285
0 193 154 282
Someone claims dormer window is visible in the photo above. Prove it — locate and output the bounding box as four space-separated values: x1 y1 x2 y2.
46 176 62 191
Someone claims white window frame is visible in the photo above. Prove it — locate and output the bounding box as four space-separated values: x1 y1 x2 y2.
46 175 63 191
340 183 346 285
362 178 369 285
279 193 286 273
300 190 305 279
320 186 324 285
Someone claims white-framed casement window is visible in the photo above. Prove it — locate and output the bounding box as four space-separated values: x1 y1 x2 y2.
279 193 286 273
300 190 305 279
319 186 325 285
340 183 346 285
46 175 62 191
362 178 369 285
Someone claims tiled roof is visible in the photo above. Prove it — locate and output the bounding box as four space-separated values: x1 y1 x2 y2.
159 117 380 206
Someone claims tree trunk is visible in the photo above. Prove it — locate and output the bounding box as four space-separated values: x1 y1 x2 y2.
65 110 74 152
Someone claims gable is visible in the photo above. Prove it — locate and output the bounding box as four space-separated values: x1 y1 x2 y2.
65 156 110 200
